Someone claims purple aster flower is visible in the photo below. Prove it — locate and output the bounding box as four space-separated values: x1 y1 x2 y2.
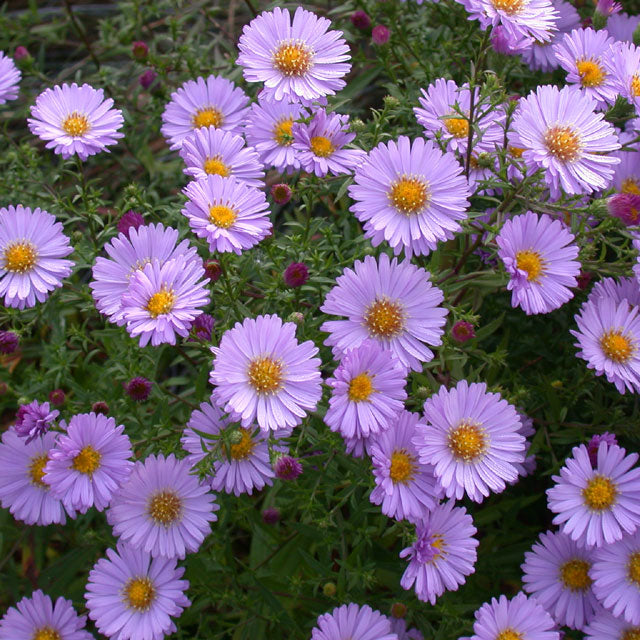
400 500 478 605
491 25 527 54
14 400 58 443
553 28 617 108
179 127 264 186
596 0 622 16
107 453 218 559
117 210 145 237
0 204 74 309
612 150 640 194
587 432 618 466
237 6 351 102
0 589 92 640
571 295 640 394
607 12 640 43
583 609 640 640
370 410 441 523
469 592 560 640
181 175 272 255
292 108 365 177
311 603 398 640
271 183 293 204
244 98 306 172
324 340 407 441
0 51 20 105
0 430 72 525
605 42 640 115
190 312 215 341
496 211 580 315
210 314 322 432
274 455 302 480
160 75 249 150
320 254 448 372
458 0 559 44
0 330 18 353
451 320 475 342
28 83 124 160
591 530 640 625
509 85 620 198
90 223 198 326
85 542 190 640
121 254 209 347
124 376 152 401
547 442 640 548
608 193 640 225
521 529 600 630
43 412 133 513
372 25 391 45
181 399 279 496
348 136 470 258
414 78 505 155
283 262 309 287
414 380 525 503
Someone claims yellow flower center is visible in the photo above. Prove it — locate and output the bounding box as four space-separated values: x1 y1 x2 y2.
71 445 101 475
29 454 49 488
146 289 176 318
600 330 634 363
273 118 294 145
4 242 37 273
582 475 617 510
203 156 230 177
629 551 640 585
229 429 255 460
32 627 61 640
622 178 640 195
509 146 525 158
310 135 335 157
208 204 237 229
62 112 90 137
560 559 592 591
364 298 405 338
389 449 415 484
389 176 430 214
544 125 582 162
448 421 486 462
148 490 182 525
515 249 545 282
496 630 523 640
348 372 374 402
124 577 156 611
273 41 313 76
247 357 283 394
577 59 606 87
192 107 223 129
443 116 469 138
631 74 640 98
491 0 526 13
622 629 640 640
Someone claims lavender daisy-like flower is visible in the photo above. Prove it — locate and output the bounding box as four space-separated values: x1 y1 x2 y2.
509 84 620 198
292 108 365 177
181 399 278 496
108 453 218 559
605 42 640 114
210 314 322 432
414 380 525 503
553 28 617 108
324 340 407 440
0 51 20 105
608 193 640 225
521 529 600 630
571 295 640 394
181 175 272 255
311 603 398 640
0 430 71 525
547 442 640 548
320 254 448 372
496 211 580 315
348 136 470 257
237 6 351 102
612 150 640 194
43 412 133 513
179 127 264 186
244 98 306 172
121 254 209 347
400 501 478 605
370 410 441 522
469 592 560 640
607 12 640 43
0 205 74 309
14 400 58 443
0 590 92 640
85 542 190 640
583 609 640 640
591 530 640 625
590 276 640 308
90 223 198 325
160 75 249 150
28 83 124 160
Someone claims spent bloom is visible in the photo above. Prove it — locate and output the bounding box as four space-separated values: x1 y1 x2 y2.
190 313 215 342
372 25 391 45
139 69 157 90
271 183 293 204
117 210 145 237
451 320 475 342
28 83 124 160
283 262 309 287
124 376 152 402
14 400 58 443
48 388 65 406
608 192 640 225
131 40 148 60
311 603 398 640
0 51 20 104
274 455 303 481
351 10 371 29
0 330 18 354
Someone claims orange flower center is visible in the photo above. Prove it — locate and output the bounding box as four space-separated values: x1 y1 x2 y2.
148 490 182 525
146 288 176 318
62 112 90 137
443 116 469 138
389 449 415 484
273 41 313 76
72 445 101 475
389 176 430 214
544 125 582 162
515 249 545 282
124 576 156 610
310 135 335 157
582 475 617 510
577 59 606 87
600 330 634 363
193 107 223 129
247 357 283 394
348 372 374 402
4 242 37 273
448 421 486 462
491 0 526 13
208 204 237 228
204 156 230 177
364 297 405 338
560 558 592 591
622 178 640 195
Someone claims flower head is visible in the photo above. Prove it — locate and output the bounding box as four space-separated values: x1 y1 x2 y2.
583 609 640 640
0 51 20 104
190 313 215 342
452 320 476 343
48 388 65 406
117 210 145 237
124 376 152 402
131 40 148 60
14 400 58 443
274 455 303 480
283 262 309 287
372 25 391 45
605 41 640 114
271 183 293 204
608 193 640 225
311 603 398 640
351 10 372 29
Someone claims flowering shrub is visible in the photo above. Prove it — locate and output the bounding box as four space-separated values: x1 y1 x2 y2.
2 0 640 639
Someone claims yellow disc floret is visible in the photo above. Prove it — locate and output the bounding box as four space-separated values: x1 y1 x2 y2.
62 112 90 137
148 490 182 525
443 116 469 138
193 107 223 129
33 627 62 640
389 449 415 484
599 330 634 363
577 59 606 87
389 176 430 214
364 298 405 338
204 156 230 177
448 421 487 462
229 429 256 460
124 576 156 610
582 475 617 510
496 630 523 640
4 242 37 273
273 118 294 145
247 357 283 394
273 41 313 76
628 551 640 585
515 249 545 282
560 558 593 591
544 125 582 162
348 372 374 402
146 289 176 318
29 454 49 488
310 135 335 157
72 445 102 475
208 204 237 229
